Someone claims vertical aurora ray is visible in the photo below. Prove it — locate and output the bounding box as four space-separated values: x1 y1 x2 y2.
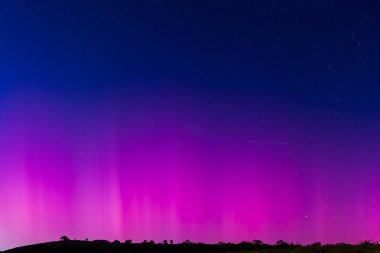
1 84 379 250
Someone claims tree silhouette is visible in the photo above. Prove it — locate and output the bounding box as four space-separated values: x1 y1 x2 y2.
276 240 289 247
252 240 263 246
60 236 70 242
360 240 372 246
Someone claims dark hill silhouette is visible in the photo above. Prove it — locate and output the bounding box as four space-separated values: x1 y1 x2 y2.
3 238 380 253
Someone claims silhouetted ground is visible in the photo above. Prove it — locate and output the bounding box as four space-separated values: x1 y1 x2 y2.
3 240 380 253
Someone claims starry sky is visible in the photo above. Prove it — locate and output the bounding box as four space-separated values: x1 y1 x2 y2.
1 0 380 250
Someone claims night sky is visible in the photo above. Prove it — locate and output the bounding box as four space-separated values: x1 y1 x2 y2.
1 0 380 250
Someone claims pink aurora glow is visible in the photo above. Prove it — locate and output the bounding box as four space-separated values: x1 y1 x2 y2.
0 87 379 250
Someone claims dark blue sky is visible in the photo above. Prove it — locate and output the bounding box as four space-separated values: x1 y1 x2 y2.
2 1 380 137
2 1 379 97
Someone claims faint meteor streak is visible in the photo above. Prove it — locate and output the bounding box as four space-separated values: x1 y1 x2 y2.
248 140 299 146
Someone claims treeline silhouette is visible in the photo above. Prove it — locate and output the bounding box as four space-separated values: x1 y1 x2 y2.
3 237 380 253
